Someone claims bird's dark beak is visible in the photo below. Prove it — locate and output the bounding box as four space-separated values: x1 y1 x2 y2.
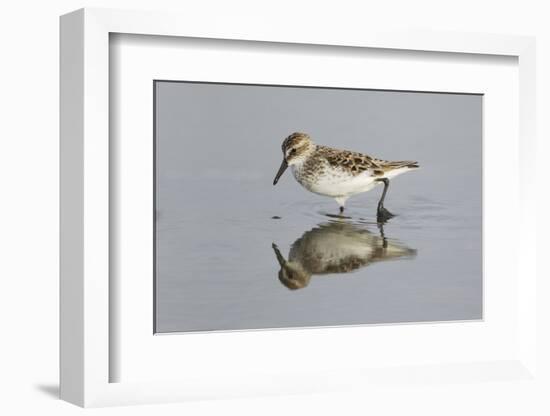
273 159 288 185
272 243 287 267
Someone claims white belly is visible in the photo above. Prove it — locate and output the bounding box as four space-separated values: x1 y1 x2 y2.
312 175 379 197
293 167 379 198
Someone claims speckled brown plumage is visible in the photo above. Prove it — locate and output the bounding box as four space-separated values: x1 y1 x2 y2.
281 132 418 179
307 145 418 178
274 131 420 218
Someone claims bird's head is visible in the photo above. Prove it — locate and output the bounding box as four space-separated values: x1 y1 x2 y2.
272 243 312 290
273 132 316 185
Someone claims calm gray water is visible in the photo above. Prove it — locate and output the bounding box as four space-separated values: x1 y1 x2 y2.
155 81 482 333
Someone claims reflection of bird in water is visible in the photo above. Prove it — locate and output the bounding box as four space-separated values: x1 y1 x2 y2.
272 221 416 290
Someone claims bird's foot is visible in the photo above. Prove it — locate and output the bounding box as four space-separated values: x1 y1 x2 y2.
377 206 395 223
325 212 352 220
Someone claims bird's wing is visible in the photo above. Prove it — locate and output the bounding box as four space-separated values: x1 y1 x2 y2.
318 146 419 177
318 146 384 176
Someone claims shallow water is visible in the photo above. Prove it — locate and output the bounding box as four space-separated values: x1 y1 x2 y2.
154 82 482 333
156 180 482 333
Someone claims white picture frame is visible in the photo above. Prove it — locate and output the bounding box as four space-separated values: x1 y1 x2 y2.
60 7 538 407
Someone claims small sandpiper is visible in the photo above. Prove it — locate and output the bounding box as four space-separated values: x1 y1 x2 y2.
273 132 419 222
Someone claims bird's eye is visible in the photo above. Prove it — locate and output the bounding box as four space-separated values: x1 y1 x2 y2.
290 148 297 155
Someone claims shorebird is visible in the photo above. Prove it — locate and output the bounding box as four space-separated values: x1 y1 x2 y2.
272 221 416 290
273 132 419 222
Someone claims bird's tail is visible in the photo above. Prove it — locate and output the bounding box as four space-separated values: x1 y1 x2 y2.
373 160 419 178
377 160 419 171
389 160 419 169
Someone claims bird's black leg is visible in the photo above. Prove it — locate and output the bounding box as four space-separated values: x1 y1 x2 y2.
377 221 388 248
339 206 345 215
376 178 395 223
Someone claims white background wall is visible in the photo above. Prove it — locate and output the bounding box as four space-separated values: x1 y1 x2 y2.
1 0 548 414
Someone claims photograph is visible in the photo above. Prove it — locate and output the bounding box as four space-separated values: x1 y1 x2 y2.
154 80 482 333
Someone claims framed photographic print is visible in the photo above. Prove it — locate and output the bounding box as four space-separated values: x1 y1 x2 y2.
60 8 538 407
